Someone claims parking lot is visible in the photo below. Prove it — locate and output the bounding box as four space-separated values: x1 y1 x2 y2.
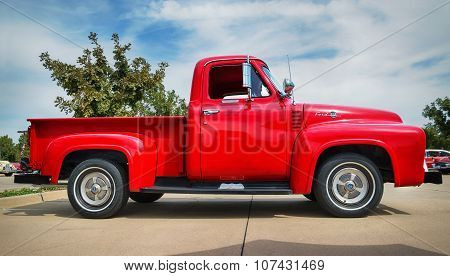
0 175 449 256
0 175 34 192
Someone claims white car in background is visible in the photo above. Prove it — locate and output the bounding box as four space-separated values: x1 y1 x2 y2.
0 161 13 176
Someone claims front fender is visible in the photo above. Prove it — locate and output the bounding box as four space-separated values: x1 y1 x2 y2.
41 133 157 192
289 123 425 194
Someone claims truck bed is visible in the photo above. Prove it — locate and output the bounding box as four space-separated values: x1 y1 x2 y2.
28 116 186 179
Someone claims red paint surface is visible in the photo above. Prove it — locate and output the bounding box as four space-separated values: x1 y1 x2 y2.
27 55 426 193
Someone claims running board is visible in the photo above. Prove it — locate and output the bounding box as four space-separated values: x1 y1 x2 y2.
140 177 292 195
14 173 50 184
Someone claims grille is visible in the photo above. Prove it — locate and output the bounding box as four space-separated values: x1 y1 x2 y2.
291 110 302 129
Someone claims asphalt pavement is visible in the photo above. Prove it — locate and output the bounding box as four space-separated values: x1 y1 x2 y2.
0 175 34 191
0 174 449 255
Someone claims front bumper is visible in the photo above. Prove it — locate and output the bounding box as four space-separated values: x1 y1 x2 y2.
431 162 450 171
424 170 443 184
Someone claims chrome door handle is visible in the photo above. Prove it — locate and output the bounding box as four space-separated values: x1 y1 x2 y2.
203 109 220 115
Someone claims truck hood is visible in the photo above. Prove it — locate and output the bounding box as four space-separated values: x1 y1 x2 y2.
303 103 403 127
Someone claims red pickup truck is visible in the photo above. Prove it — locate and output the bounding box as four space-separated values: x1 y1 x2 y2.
16 55 441 218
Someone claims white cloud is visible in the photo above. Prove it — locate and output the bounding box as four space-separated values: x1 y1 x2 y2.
0 19 83 70
144 0 450 127
1 0 449 142
0 18 81 140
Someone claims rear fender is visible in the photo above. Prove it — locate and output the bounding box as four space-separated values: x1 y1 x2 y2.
41 133 157 192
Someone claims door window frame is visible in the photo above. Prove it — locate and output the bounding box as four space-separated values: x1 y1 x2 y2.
201 59 279 105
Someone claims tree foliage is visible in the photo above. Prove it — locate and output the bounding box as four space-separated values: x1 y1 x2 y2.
0 135 18 162
39 33 187 117
422 96 450 149
0 133 29 162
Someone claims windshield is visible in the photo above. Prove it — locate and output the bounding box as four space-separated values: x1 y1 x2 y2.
262 67 284 96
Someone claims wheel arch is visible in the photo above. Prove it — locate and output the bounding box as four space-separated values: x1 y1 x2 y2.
314 143 395 184
40 133 157 192
59 149 129 181
290 135 399 194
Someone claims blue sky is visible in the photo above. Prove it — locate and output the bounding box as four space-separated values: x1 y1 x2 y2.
1 0 449 141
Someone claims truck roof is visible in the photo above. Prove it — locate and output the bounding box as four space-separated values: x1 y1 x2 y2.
195 55 265 67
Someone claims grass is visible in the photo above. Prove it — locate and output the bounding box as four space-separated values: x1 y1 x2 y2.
0 186 66 198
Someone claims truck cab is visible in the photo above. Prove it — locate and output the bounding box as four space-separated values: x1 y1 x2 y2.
16 55 442 219
186 56 291 183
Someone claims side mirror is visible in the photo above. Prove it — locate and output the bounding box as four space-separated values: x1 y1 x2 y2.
283 78 295 95
242 57 252 101
242 62 251 89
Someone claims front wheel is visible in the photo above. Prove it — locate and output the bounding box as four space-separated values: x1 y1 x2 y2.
4 173 13 177
314 153 383 218
68 159 129 219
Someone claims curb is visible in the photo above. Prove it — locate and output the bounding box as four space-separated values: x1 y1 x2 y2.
0 190 67 209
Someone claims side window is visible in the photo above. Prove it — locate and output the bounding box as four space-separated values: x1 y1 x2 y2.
209 65 246 99
208 64 270 100
440 151 449 157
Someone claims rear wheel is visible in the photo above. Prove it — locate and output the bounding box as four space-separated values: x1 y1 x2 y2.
130 193 164 203
314 153 383 218
4 173 12 177
68 159 129 219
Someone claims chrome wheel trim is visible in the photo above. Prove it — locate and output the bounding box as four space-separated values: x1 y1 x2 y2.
79 172 112 206
73 167 116 212
331 168 369 204
325 162 376 211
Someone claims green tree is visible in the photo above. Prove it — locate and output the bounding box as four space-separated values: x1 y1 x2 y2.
0 135 18 162
39 33 187 117
16 132 29 159
422 96 450 149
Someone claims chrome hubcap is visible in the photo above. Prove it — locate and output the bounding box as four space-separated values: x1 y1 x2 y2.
80 172 112 206
345 181 355 191
331 168 369 205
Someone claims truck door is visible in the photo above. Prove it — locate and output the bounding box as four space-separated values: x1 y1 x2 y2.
200 59 288 182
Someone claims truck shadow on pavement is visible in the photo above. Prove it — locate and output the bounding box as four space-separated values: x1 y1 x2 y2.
178 239 443 256
3 198 410 219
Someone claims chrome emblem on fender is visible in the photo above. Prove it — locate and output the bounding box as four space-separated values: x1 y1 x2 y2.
315 111 339 119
